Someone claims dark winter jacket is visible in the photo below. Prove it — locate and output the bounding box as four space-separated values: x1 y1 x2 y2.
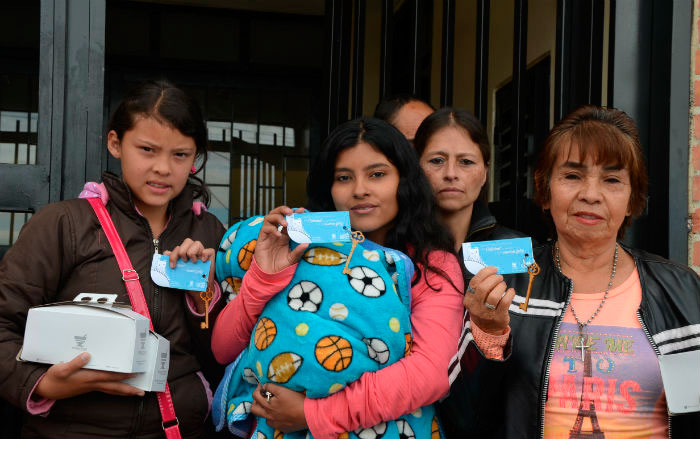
0 172 225 437
439 242 700 438
464 200 523 244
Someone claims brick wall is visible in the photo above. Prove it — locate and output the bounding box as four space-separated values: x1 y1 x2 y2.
691 1 700 272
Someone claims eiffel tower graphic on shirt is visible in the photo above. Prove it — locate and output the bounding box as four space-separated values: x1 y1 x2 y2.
569 338 605 439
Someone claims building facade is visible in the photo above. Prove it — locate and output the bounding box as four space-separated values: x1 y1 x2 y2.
0 0 696 268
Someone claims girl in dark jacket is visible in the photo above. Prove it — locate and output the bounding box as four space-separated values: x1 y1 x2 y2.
0 80 226 437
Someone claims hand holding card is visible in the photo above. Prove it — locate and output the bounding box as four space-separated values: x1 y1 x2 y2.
462 237 539 312
255 206 309 274
462 237 535 275
463 266 514 336
462 238 538 333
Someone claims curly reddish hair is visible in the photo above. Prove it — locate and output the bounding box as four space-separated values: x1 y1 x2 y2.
533 105 648 239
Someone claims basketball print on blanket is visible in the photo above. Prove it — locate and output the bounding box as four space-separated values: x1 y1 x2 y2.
215 215 266 281
315 335 353 372
254 317 277 351
237 240 256 271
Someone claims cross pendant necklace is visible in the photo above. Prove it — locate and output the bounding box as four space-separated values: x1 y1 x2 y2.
574 331 592 361
555 242 619 363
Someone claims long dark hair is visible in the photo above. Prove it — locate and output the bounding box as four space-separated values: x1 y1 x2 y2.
107 79 210 205
413 107 491 202
307 117 457 289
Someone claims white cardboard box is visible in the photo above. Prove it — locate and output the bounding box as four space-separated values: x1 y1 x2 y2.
123 330 170 392
20 294 150 373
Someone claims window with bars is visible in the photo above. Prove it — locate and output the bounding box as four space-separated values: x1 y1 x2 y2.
0 0 40 249
201 100 310 229
103 0 322 231
205 119 297 225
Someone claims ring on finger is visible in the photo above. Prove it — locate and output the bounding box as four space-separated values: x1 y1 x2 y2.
265 391 273 403
484 302 496 310
466 285 476 294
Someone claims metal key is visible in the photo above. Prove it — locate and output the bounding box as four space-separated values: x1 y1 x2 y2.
199 287 213 329
342 229 365 275
519 262 540 312
251 370 273 402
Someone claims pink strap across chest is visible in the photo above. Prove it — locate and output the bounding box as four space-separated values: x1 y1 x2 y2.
86 197 181 439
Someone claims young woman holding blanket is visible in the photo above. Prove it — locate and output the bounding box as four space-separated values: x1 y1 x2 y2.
211 117 464 438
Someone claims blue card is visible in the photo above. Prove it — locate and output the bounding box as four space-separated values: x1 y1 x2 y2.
150 253 210 291
285 211 351 244
462 237 535 275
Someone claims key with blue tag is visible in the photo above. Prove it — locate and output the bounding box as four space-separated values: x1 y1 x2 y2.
462 237 539 312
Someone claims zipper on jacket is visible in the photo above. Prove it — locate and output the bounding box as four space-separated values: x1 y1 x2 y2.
139 213 163 327
540 279 573 438
152 238 160 327
636 308 672 439
143 211 172 332
466 222 496 241
630 249 671 439
140 211 168 327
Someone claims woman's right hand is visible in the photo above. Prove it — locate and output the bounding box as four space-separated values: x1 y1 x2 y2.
464 266 514 335
254 206 309 274
34 352 145 400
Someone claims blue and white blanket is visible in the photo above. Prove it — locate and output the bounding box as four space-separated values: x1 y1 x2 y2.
212 216 441 439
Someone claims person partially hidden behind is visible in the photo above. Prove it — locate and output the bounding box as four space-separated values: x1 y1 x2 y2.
412 107 522 271
374 94 435 144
